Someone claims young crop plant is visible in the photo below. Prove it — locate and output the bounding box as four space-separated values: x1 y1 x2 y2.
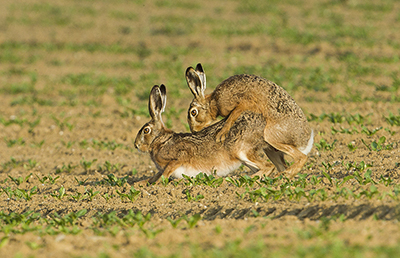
50 114 74 131
70 192 84 202
50 186 67 200
331 126 359 135
361 126 382 136
101 174 128 187
30 140 45 148
116 186 140 202
97 161 122 173
4 137 25 147
347 142 358 152
8 173 32 186
74 177 88 186
166 217 183 228
185 189 204 202
183 214 202 229
343 160 373 172
385 111 400 126
361 136 394 151
23 159 39 170
226 175 261 188
315 138 337 151
80 157 97 172
2 157 23 170
55 163 77 174
84 188 100 201
61 140 75 148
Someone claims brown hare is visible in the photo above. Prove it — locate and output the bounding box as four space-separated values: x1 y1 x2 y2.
185 63 314 179
134 84 277 184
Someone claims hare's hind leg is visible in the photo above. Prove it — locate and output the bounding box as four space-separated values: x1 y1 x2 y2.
263 128 308 179
238 148 275 178
263 146 287 172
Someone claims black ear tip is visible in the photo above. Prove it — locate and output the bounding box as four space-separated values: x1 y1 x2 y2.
186 66 195 75
159 84 167 94
196 63 204 72
150 85 159 93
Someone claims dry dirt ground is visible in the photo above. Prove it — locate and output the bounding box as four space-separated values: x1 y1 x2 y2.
1 0 400 257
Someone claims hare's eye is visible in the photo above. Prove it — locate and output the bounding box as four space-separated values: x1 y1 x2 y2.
143 127 151 134
190 108 198 117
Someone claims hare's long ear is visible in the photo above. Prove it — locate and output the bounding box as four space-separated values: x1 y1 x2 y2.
148 85 164 121
186 66 205 100
159 84 167 113
195 63 206 90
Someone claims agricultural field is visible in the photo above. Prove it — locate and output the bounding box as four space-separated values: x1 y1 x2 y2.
1 0 400 257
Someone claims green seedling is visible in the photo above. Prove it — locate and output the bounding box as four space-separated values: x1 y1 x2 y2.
353 169 376 185
379 175 393 186
61 140 75 148
385 127 395 136
116 186 140 202
51 186 67 200
159 175 169 186
361 126 382 136
74 177 88 186
55 163 77 174
140 226 163 239
331 126 359 135
321 161 335 172
70 192 84 202
13 186 38 201
26 241 43 250
30 140 45 148
385 112 400 126
185 189 204 202
80 157 97 172
85 188 99 201
247 187 271 202
343 160 372 172
166 217 183 228
50 114 74 131
98 161 121 173
4 137 25 147
359 185 379 199
102 174 128 187
347 142 358 152
102 193 112 202
310 175 322 185
27 118 41 133
2 157 21 170
226 175 260 188
24 159 38 170
47 175 60 184
183 214 201 229
315 139 337 151
361 136 394 151
8 173 32 186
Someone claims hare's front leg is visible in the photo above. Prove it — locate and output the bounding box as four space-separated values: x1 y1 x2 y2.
216 105 246 142
146 162 182 185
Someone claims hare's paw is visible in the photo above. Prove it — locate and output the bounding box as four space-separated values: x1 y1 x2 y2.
216 127 229 143
135 180 149 187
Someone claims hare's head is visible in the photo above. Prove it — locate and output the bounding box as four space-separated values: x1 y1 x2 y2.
135 84 167 152
186 63 214 132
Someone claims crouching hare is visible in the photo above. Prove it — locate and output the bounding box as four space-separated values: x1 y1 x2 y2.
185 63 314 179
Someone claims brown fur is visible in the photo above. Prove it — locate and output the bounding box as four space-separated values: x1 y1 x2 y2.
134 85 277 184
186 64 314 178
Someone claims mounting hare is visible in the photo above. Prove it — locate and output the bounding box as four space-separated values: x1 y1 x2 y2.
186 63 314 179
134 84 277 184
